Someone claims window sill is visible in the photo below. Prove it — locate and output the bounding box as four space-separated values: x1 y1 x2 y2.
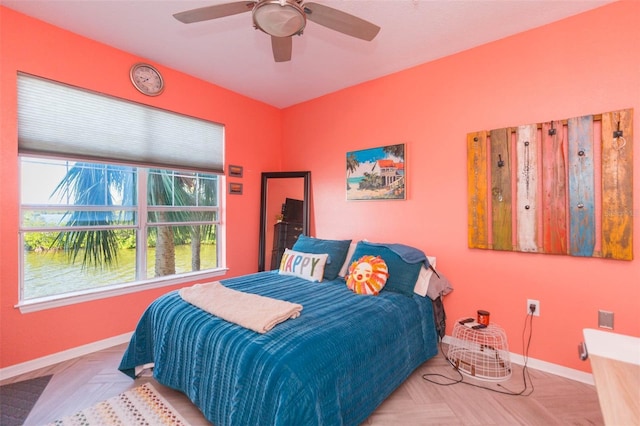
16 268 229 314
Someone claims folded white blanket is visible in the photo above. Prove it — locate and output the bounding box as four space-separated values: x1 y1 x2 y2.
179 281 303 334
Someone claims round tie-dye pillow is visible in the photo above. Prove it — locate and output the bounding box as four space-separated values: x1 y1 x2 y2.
346 255 389 295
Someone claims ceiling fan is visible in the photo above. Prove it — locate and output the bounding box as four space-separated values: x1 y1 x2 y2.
173 0 381 62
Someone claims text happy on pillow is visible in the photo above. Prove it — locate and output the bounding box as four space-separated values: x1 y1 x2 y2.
280 252 323 276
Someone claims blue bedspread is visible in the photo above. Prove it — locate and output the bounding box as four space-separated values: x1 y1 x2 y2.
119 271 439 426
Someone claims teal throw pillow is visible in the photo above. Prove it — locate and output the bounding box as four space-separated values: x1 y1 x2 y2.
348 241 423 296
292 235 352 280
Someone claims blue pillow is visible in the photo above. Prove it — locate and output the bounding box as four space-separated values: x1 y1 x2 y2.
348 241 423 296
292 235 352 280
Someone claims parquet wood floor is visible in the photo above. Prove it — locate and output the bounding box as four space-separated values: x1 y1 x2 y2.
1 343 604 425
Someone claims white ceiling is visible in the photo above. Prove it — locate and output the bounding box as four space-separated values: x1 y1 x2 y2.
2 0 615 108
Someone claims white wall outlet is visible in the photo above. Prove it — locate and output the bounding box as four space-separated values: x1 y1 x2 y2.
527 299 540 316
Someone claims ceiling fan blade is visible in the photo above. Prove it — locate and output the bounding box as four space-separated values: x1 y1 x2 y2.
271 36 292 62
173 1 256 24
303 2 380 41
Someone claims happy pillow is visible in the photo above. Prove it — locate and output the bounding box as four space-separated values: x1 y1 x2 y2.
278 248 328 282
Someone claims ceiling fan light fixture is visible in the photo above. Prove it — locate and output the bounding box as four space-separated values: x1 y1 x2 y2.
253 0 306 37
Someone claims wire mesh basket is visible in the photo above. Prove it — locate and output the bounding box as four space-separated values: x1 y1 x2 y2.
447 319 512 382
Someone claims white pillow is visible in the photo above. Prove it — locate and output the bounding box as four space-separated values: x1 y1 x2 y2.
338 242 358 277
413 256 437 297
278 248 328 282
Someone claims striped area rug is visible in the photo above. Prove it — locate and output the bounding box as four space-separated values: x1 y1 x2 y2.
47 383 189 425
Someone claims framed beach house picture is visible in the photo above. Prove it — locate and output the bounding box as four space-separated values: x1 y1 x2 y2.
346 144 406 201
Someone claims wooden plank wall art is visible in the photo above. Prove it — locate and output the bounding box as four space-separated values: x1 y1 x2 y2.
467 108 633 260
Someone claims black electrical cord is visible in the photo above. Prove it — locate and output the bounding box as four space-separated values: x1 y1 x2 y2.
422 311 536 396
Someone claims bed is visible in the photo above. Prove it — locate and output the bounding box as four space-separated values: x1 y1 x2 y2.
119 239 448 426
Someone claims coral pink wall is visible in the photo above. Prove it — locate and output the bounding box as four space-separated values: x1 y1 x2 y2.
1 2 638 375
281 1 640 372
0 7 282 368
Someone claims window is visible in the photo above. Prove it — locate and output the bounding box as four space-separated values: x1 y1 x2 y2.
17 74 225 311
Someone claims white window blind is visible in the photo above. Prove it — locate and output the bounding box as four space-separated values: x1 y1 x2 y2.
17 73 224 173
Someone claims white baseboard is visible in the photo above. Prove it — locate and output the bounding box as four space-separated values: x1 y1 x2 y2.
0 332 133 381
442 335 594 386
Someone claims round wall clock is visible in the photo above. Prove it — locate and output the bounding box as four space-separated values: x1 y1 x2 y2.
129 63 164 96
